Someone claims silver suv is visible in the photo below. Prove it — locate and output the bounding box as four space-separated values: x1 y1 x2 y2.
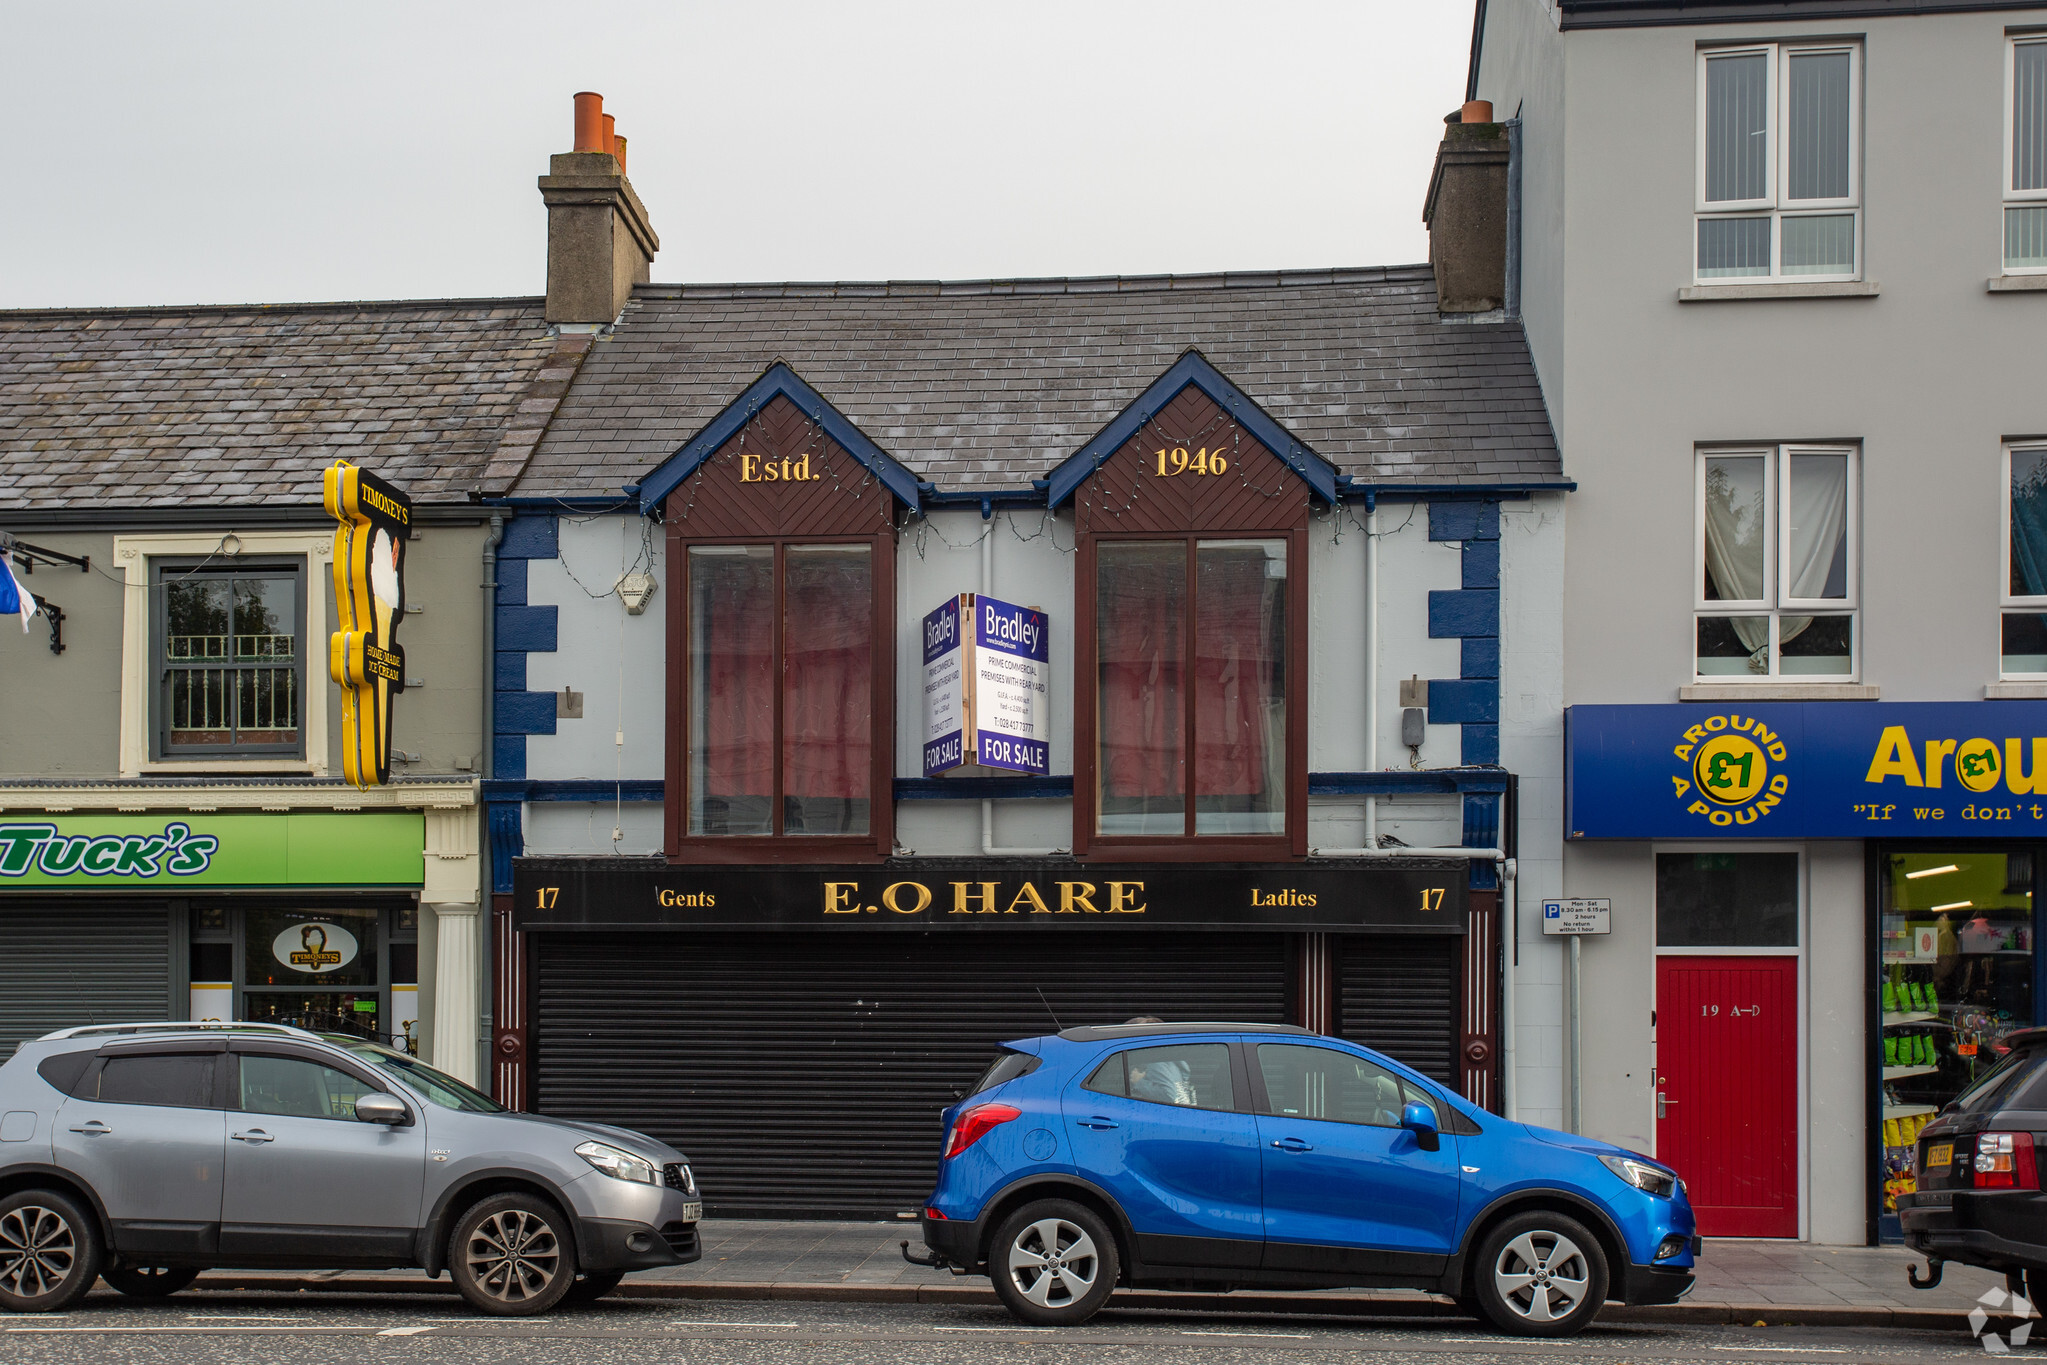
0 1023 701 1315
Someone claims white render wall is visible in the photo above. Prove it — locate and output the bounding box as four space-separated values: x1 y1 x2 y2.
515 500 1560 866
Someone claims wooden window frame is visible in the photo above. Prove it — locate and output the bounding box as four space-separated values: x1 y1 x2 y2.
663 528 895 865
1072 526 1309 861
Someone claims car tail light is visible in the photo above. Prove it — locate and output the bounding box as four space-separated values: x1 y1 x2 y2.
1973 1133 2039 1189
923 1206 946 1221
943 1102 1021 1159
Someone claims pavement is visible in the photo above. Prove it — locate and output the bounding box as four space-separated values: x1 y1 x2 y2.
193 1218 2020 1330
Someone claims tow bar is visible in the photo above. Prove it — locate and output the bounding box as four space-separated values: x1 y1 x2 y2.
1907 1257 1945 1289
901 1240 952 1271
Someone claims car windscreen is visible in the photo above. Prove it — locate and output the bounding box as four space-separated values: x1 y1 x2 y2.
966 1049 1041 1099
345 1044 503 1112
1949 1045 2047 1116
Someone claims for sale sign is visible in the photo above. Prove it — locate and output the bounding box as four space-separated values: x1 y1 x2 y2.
922 593 1050 778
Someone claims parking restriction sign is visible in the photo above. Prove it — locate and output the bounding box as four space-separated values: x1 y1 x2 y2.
1541 898 1611 936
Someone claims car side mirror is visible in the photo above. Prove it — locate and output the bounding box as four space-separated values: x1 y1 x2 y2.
1401 1101 1441 1152
355 1092 409 1125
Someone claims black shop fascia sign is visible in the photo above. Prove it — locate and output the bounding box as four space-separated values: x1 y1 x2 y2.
512 858 1468 934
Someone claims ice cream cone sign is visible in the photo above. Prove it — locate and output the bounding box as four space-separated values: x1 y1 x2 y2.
323 461 411 787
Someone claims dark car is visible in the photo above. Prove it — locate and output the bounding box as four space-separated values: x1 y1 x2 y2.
1899 1026 2047 1302
912 1023 1699 1336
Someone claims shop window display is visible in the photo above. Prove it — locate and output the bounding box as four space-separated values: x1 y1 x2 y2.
1878 851 2039 1220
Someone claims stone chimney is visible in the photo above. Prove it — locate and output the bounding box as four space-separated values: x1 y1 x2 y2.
539 92 660 326
1423 100 1509 315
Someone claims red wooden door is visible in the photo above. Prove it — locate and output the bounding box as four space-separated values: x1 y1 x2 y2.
1656 955 1799 1238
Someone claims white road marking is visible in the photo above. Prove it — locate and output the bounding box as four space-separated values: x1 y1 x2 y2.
8 1326 360 1334
681 1321 802 1328
1183 1329 1312 1338
378 1326 438 1336
932 1325 1056 1332
1709 1348 1850 1354
184 1315 301 1320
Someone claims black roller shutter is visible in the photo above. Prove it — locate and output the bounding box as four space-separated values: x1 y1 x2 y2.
1335 935 1459 1084
534 930 1289 1219
0 904 171 1055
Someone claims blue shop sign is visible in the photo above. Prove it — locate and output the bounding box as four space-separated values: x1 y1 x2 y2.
1567 701 2047 839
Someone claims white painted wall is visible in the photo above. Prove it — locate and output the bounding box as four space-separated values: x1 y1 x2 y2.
517 499 1554 866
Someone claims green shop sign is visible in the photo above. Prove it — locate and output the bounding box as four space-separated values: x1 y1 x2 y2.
0 812 424 889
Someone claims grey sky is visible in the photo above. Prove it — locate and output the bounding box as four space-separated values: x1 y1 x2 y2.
0 1 1472 309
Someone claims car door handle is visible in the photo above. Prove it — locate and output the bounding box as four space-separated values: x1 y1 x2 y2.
1076 1117 1119 1131
1271 1138 1314 1153
67 1120 111 1136
230 1129 275 1144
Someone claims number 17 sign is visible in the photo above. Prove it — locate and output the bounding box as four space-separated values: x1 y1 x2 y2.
1542 898 1612 936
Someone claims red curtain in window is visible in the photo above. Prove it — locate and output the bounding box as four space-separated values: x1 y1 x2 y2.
781 549 871 802
1098 546 1185 801
693 551 774 806
1193 546 1279 798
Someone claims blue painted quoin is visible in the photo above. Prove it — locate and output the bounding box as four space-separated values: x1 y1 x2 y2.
1425 499 1504 890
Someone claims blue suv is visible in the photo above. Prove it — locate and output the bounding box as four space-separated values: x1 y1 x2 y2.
914 1023 1698 1335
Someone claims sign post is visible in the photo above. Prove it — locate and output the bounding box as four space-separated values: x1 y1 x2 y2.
323 462 411 787
1542 898 1612 1134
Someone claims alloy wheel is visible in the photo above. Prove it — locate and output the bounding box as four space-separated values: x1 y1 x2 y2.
464 1208 562 1303
1490 1229 1591 1324
1006 1216 1099 1308
0 1204 77 1302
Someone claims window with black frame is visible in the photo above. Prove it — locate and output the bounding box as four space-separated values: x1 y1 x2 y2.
155 562 303 757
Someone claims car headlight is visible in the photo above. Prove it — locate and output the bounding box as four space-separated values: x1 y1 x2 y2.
575 1139 658 1185
1600 1153 1679 1198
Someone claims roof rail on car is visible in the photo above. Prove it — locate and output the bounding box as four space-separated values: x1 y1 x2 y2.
39 1021 323 1042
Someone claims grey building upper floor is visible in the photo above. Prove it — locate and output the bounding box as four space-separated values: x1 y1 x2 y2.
1468 0 2047 704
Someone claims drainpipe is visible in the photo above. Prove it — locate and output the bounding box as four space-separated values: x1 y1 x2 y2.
476 511 504 1084
1501 855 1519 1121
979 508 1064 857
1364 501 1379 848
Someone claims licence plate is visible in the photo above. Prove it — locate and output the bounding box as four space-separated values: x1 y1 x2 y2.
680 1201 703 1222
1926 1143 1953 1169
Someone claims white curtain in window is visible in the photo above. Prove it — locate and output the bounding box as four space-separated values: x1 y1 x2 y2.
2017 41 2047 193
1785 453 1848 599
1706 53 1770 203
1787 51 1851 201
1703 455 1769 652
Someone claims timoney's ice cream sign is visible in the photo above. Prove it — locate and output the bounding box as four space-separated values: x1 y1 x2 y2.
923 594 1050 777
323 461 411 787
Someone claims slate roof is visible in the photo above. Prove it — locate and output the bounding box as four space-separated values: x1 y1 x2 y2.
510 264 1561 499
0 298 562 511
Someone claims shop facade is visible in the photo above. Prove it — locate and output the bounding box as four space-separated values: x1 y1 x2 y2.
1566 702 2047 1242
475 113 1572 1214
0 798 477 1058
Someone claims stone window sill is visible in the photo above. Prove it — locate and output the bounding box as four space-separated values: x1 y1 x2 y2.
1678 281 1880 303
1679 682 1879 701
1986 682 2047 698
1987 275 2047 292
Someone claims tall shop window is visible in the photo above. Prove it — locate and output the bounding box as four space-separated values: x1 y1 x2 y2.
1697 43 1860 282
2001 444 2047 676
1696 446 1858 679
2007 37 2047 273
1095 538 1290 841
684 542 873 839
153 560 304 758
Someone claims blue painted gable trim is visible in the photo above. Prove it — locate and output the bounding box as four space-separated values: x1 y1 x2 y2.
1045 350 1340 508
634 361 922 516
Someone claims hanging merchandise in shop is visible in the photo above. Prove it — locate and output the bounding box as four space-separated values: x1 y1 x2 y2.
323 460 412 787
0 812 423 888
922 593 1050 777
1568 701 2047 838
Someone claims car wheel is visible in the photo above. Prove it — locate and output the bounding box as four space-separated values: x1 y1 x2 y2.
989 1199 1118 1326
1472 1211 1608 1337
448 1193 577 1316
563 1270 626 1303
102 1264 201 1298
0 1190 104 1313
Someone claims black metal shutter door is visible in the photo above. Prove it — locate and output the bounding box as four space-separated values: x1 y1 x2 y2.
535 930 1289 1219
1335 935 1459 1084
0 906 170 1055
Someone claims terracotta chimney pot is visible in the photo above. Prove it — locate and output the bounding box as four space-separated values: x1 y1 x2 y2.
602 113 617 156
573 92 605 153
1461 99 1494 124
